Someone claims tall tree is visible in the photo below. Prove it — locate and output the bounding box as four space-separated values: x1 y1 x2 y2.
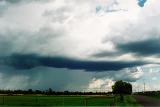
112 80 132 101
112 80 132 94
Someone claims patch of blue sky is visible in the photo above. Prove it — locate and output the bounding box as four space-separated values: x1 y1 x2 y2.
138 0 147 7
96 5 102 13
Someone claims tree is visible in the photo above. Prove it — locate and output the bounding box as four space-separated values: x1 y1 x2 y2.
28 89 33 94
46 88 53 95
112 80 132 101
112 80 132 94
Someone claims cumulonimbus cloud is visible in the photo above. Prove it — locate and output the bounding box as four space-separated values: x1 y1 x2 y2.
0 0 160 91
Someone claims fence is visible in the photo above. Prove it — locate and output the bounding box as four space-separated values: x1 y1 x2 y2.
0 95 115 106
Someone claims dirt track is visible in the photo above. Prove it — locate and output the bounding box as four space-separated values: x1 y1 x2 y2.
134 95 160 107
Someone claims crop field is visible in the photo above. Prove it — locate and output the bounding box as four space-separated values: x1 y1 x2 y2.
0 95 114 106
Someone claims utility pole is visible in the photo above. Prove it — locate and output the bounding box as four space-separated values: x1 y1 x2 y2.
143 80 145 93
144 82 145 92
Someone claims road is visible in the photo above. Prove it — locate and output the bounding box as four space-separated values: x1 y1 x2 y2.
134 95 160 107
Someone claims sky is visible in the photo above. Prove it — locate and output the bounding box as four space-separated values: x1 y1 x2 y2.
0 0 160 92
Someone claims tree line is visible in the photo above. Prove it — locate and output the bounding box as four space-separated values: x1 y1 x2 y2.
0 80 133 96
0 88 111 95
134 91 160 97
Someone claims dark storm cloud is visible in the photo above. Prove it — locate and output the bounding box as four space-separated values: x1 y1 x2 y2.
117 38 160 56
0 65 93 91
0 54 147 71
93 38 160 58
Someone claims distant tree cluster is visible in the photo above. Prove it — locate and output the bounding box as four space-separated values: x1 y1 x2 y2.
135 91 160 97
0 88 110 95
112 80 132 95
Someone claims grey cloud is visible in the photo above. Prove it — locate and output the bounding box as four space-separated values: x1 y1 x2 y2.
92 51 120 58
0 65 93 91
0 1 67 56
3 0 21 3
0 0 50 16
0 65 144 90
92 67 143 82
0 25 65 56
0 54 147 71
117 38 160 56
93 38 160 58
97 15 160 60
96 0 127 13
113 67 143 82
43 7 71 23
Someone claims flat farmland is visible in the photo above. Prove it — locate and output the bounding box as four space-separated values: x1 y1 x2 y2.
0 95 114 106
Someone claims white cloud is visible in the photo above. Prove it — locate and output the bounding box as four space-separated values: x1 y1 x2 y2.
1 0 156 59
88 78 114 92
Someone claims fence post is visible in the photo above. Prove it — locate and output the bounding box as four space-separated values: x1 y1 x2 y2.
84 98 87 107
114 96 116 106
2 96 4 105
36 95 38 105
63 97 64 106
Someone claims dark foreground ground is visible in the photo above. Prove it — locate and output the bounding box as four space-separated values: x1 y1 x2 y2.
134 95 160 107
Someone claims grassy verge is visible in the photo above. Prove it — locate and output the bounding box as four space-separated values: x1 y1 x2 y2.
115 95 142 107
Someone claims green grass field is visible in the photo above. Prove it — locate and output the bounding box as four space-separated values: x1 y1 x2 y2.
0 95 141 106
0 95 114 106
115 95 142 107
